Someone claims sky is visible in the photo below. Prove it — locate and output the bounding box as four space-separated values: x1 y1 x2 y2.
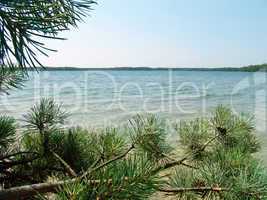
41 0 267 68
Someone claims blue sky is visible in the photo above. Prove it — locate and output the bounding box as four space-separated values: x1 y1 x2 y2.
41 0 267 68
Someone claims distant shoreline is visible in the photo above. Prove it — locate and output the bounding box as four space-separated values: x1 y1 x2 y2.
34 64 267 72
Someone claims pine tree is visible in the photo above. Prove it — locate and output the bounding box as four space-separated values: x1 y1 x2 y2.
0 0 96 69
1 102 267 199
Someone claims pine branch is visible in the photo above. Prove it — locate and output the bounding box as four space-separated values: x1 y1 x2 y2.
52 151 77 178
0 0 97 69
0 179 72 200
159 186 265 198
80 144 135 179
0 67 26 94
162 153 198 169
180 162 198 169
0 177 132 200
152 136 217 174
0 145 135 199
159 186 228 193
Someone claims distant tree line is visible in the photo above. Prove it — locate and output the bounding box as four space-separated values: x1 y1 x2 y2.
28 64 267 72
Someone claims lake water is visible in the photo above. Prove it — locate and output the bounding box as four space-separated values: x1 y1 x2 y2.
2 69 267 162
1 70 267 133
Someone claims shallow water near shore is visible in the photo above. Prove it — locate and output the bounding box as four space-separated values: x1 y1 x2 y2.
1 69 267 159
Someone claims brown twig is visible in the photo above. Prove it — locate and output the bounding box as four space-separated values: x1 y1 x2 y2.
52 152 77 177
0 179 73 200
180 162 198 169
159 186 228 193
152 136 217 174
80 145 134 179
0 145 135 199
162 153 198 169
0 176 131 200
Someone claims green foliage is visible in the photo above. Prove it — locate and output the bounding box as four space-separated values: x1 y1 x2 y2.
56 155 159 200
84 154 159 200
0 0 96 68
129 114 172 162
56 181 89 200
48 127 120 173
96 128 127 161
176 105 260 161
167 106 266 199
22 98 68 156
22 128 95 180
22 126 127 180
241 63 267 72
206 148 250 175
1 101 267 200
23 98 68 133
232 163 267 200
199 159 267 199
20 132 59 182
0 116 16 154
167 167 203 200
53 127 127 173
210 105 259 153
0 67 27 95
168 155 267 199
15 99 70 182
59 128 97 172
176 118 211 159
